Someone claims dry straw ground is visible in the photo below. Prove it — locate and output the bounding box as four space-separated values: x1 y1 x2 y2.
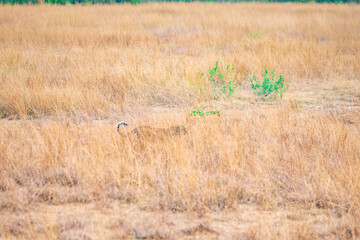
0 3 360 239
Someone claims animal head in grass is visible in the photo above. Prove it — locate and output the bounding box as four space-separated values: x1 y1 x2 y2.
132 126 157 137
117 121 128 131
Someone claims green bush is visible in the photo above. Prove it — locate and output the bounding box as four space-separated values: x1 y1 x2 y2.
250 68 288 101
201 61 237 101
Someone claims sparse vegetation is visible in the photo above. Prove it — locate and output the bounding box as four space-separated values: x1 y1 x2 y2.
0 3 360 239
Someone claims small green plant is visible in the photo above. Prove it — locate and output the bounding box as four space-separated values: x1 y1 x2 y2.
250 68 288 101
201 61 237 100
249 31 262 39
191 107 221 117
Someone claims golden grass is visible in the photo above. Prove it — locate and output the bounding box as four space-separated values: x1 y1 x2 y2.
1 3 360 239
1 109 360 238
0 3 360 118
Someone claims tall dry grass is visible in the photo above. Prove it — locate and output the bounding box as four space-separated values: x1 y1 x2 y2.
1 3 360 239
1 108 360 238
0 3 359 118
1 109 359 209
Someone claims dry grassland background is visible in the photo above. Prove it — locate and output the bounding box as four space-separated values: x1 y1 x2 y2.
0 3 360 239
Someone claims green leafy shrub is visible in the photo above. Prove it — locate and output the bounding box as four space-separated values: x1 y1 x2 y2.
191 107 221 117
201 61 237 101
250 68 288 101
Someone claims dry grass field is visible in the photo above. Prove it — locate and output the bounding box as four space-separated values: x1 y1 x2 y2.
1 3 360 239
